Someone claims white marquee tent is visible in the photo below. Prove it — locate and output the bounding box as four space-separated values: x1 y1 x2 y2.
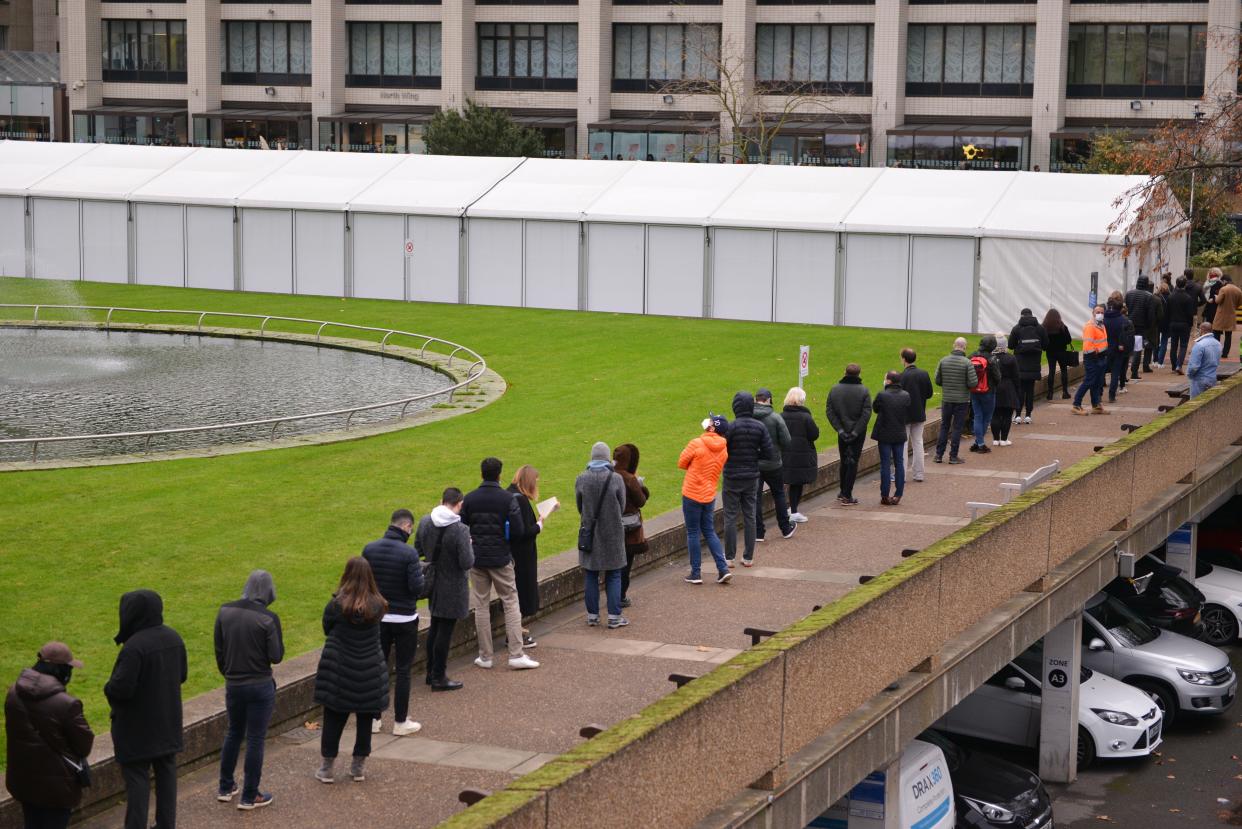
0 141 1185 334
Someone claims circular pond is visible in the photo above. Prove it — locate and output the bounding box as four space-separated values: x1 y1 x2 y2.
0 327 451 462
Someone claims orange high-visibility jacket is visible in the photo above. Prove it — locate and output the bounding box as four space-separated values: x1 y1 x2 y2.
1082 320 1108 355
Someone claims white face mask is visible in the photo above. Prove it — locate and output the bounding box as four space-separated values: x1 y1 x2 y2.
1095 313 1104 323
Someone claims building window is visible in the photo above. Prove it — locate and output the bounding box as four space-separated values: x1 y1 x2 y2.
1067 24 1206 98
74 112 188 145
346 22 442 88
476 24 577 90
612 24 720 91
755 24 872 94
757 0 870 7
906 23 1035 97
220 22 311 85
101 20 188 82
0 27 8 50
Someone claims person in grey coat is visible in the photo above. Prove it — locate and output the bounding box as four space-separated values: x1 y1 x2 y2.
575 442 628 629
415 488 475 691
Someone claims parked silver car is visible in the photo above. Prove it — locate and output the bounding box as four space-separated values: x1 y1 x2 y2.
1082 592 1236 725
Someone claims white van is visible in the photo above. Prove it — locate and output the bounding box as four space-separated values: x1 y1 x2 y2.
808 739 955 829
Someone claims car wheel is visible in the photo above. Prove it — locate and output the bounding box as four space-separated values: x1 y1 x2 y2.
1133 680 1177 727
1202 604 1239 646
1077 725 1096 769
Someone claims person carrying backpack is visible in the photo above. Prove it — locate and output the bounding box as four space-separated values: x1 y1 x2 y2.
1008 309 1047 423
968 336 1001 455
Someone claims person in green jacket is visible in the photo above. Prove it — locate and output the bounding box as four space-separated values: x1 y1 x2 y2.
933 337 977 464
753 388 795 540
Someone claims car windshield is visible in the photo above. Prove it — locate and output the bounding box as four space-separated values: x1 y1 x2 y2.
1088 594 1159 647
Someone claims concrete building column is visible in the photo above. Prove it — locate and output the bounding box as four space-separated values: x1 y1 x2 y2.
1039 613 1082 784
311 0 345 125
442 0 476 111
870 0 907 167
1030 0 1069 171
1205 0 1240 112
576 0 610 157
186 0 221 124
720 0 754 161
1165 523 1198 581
61 0 102 127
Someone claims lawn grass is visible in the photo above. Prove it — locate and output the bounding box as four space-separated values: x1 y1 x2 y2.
0 277 963 762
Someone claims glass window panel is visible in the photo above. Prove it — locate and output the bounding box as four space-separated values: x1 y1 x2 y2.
831 25 849 81
1166 24 1188 86
1147 25 1168 85
983 25 1003 83
397 23 412 75
615 25 631 79
649 25 667 78
382 23 398 75
685 25 705 80
1084 25 1104 84
228 22 243 72
153 21 167 71
481 32 495 76
416 24 432 76
243 20 257 72
351 24 366 74
847 24 866 82
632 25 647 79
258 21 274 73
563 25 577 78
531 24 543 37
1023 25 1035 83
495 34 509 76
666 25 684 79
1105 25 1127 85
962 25 982 82
515 24 528 37
274 22 288 73
1002 24 1022 83
756 25 774 81
792 25 811 81
1189 24 1205 85
923 25 943 84
907 25 925 83
943 25 963 83
810 26 829 82
650 132 684 162
1125 25 1145 85
613 132 646 160
773 25 791 81
703 26 719 80
290 23 306 74
515 39 528 76
531 36 544 77
429 25 440 75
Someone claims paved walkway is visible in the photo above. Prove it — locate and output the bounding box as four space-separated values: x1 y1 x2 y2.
78 360 1209 829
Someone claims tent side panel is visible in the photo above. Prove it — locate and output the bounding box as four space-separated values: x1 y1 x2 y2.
467 218 523 308
843 234 909 330
585 223 643 314
241 208 294 295
646 225 703 318
135 203 185 287
352 213 405 301
409 216 460 304
1052 241 1125 333
294 211 346 297
186 206 235 291
774 231 836 326
32 199 80 280
908 236 974 334
978 238 1053 335
0 197 26 277
523 220 579 311
81 201 128 284
712 228 773 322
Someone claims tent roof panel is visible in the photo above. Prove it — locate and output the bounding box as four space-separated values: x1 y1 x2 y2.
841 168 1019 235
581 162 755 225
235 151 406 210
347 154 526 216
708 164 884 231
468 158 636 220
21 143 198 199
980 171 1159 243
0 140 99 195
129 147 301 206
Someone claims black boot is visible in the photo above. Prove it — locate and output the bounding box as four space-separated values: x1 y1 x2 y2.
431 677 463 692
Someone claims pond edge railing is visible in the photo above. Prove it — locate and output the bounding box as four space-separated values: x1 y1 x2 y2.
0 304 487 463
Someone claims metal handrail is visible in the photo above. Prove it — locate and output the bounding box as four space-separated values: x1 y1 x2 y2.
0 305 488 463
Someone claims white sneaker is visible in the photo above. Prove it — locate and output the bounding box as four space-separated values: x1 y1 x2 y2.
508 654 540 670
991 439 1000 446
1023 416 1031 424
370 718 381 734
392 719 422 736
1003 440 1014 446
790 512 808 523
474 656 493 669
1012 414 1020 423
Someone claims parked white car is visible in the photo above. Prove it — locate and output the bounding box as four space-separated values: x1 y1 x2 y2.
1190 560 1242 645
937 640 1162 768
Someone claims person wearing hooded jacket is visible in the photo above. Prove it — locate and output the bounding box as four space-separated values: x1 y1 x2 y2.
416 487 475 691
721 391 775 566
5 641 94 829
1124 276 1161 377
612 443 649 607
1008 309 1047 423
752 389 795 542
826 365 871 502
214 570 284 810
1101 296 1129 403
1166 276 1199 373
105 589 187 829
679 414 732 585
575 442 628 627
871 371 911 506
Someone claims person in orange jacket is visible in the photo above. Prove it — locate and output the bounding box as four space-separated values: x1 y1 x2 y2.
678 415 732 586
1072 305 1110 415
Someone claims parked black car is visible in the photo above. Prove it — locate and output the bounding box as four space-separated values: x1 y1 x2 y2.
1104 554 1205 640
917 729 1053 829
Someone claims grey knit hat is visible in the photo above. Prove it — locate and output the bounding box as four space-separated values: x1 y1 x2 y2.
590 441 611 462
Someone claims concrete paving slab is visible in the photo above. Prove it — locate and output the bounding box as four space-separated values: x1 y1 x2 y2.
509 753 560 777
585 637 666 657
444 744 538 772
371 736 471 764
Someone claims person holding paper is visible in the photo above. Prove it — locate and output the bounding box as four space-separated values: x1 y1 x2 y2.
507 465 544 649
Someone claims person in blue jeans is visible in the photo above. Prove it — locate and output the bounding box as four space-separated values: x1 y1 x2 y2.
871 371 911 506
969 336 1001 454
575 442 629 628
678 415 732 584
215 570 284 810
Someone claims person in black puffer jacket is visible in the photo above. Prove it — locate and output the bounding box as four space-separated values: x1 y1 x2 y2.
105 589 187 829
1124 276 1159 377
361 509 425 737
1008 309 1047 422
314 557 389 785
1166 276 1199 374
780 386 820 521
721 391 774 566
5 641 95 829
870 372 911 506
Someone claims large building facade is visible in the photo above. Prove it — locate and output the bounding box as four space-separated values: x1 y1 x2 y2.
57 0 1239 169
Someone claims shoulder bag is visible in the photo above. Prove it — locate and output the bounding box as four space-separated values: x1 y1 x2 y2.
577 474 611 554
419 529 445 601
